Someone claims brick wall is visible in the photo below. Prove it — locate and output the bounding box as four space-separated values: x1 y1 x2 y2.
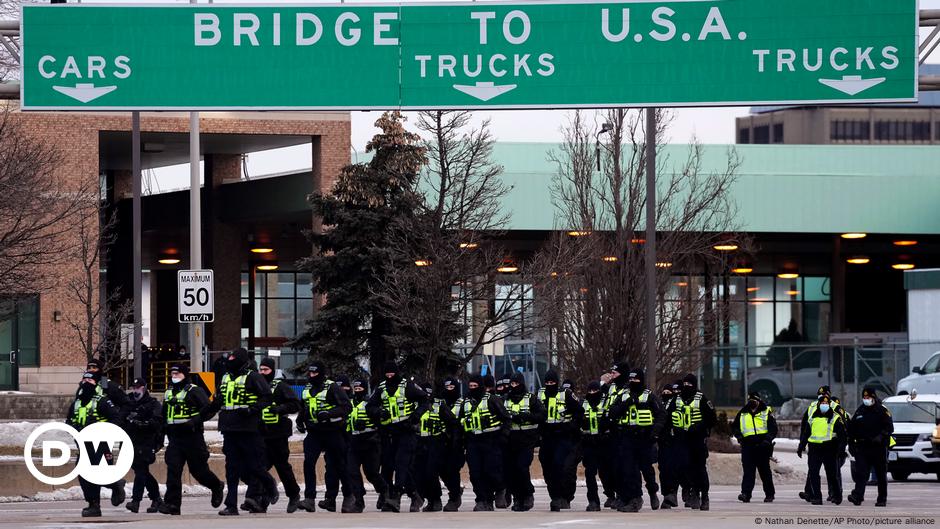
6 108 350 391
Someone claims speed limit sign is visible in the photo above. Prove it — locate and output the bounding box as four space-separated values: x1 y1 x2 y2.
177 270 214 323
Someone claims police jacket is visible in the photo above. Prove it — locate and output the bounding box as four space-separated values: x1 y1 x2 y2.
298 378 352 433
415 397 460 441
75 376 128 408
537 388 582 437
798 406 847 454
261 377 301 438
578 397 610 441
608 388 667 439
122 392 164 448
731 402 778 446
365 377 427 435
457 392 511 438
65 391 122 431
162 381 210 436
665 390 717 439
203 368 273 433
847 401 894 450
505 392 546 448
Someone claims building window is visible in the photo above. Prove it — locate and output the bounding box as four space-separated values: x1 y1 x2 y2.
772 123 784 143
753 125 770 144
831 120 870 141
738 128 750 144
875 120 930 142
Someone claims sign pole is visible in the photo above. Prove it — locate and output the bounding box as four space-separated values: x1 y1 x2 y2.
645 107 657 391
132 111 142 379
189 110 203 372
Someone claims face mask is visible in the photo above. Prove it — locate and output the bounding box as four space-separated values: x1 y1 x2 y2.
171 375 185 385
862 398 874 406
261 371 275 383
629 381 643 393
748 400 759 411
128 389 145 401
510 383 525 396
586 392 602 406
544 383 558 397
308 374 321 386
681 385 695 399
227 359 240 374
468 386 484 400
79 382 97 399
353 390 366 402
819 403 831 414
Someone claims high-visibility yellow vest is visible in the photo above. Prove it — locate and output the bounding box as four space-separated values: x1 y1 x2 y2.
165 384 200 424
419 400 446 438
261 379 282 425
740 407 772 437
582 399 606 435
302 380 342 423
507 394 538 431
348 400 376 434
671 392 703 430
623 389 654 427
461 394 502 434
379 380 416 425
449 397 464 417
807 400 841 417
71 396 105 427
538 388 573 424
808 414 839 444
220 373 258 410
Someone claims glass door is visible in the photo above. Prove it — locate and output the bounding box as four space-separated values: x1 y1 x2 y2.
0 302 17 390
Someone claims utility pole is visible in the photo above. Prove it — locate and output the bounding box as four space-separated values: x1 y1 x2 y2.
189 0 203 373
132 112 142 378
645 108 657 391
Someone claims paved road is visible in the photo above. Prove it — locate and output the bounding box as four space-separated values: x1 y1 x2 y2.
1 483 938 529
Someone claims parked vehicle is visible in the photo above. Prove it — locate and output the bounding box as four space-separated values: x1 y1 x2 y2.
882 393 940 481
897 351 940 395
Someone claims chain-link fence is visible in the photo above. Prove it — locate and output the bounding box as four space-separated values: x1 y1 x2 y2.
692 341 940 410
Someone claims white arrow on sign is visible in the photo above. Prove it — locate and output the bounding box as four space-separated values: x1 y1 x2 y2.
52 83 117 103
453 81 517 102
818 75 886 96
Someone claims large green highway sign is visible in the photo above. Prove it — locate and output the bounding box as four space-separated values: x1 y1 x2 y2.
20 1 917 110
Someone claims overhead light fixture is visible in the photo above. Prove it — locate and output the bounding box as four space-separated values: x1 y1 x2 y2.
731 267 753 274
777 273 799 279
655 262 672 268
746 287 760 293
567 230 591 237
257 264 279 271
251 247 274 254
158 258 180 265
786 289 800 296
846 257 870 264
497 264 519 273
841 233 867 239
550 272 559 277
892 263 915 270
414 260 431 267
630 238 646 244
676 281 688 287
602 256 619 262
713 244 738 251
459 242 479 249
893 240 918 247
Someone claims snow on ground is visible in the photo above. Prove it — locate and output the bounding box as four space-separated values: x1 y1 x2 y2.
0 422 74 448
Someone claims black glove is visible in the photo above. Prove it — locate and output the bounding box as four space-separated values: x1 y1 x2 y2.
296 418 307 434
797 446 804 459
380 409 392 422
317 411 332 423
848 443 858 457
237 407 253 417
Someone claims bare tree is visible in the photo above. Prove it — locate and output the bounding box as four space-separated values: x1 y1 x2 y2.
0 0 28 82
541 109 748 387
0 109 95 294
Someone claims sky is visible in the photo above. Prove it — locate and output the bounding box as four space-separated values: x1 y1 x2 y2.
112 0 940 189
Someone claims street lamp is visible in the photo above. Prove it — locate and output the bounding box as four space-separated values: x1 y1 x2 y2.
595 122 613 172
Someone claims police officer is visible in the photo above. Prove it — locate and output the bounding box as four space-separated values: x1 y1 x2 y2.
658 382 681 509
458 374 510 511
440 376 466 511
415 381 459 512
848 387 894 507
798 394 846 505
668 373 716 511
251 357 301 513
84 358 129 408
579 380 608 511
159 364 224 515
203 348 278 516
123 378 164 514
66 372 124 517
732 391 777 503
295 361 354 513
321 374 354 512
799 386 848 503
538 369 582 512
599 361 629 509
366 361 426 513
347 377 388 513
495 373 513 509
504 371 545 511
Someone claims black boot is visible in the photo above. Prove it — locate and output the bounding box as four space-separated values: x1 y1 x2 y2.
110 480 126 506
618 497 641 513
210 483 224 508
376 493 386 510
241 498 265 513
443 493 461 512
494 489 509 509
286 495 300 514
700 493 710 511
218 506 239 516
382 493 401 513
603 497 615 508
296 498 317 512
146 499 163 513
474 501 489 512
738 493 750 503
649 492 660 510
81 502 102 518
423 498 443 512
409 493 424 512
342 495 360 513
157 503 180 515
586 501 601 512
318 498 337 512
522 496 534 511
126 500 140 513
662 493 678 508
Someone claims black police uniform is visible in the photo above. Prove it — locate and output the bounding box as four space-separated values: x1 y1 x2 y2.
122 383 164 512
504 374 546 511
657 383 682 509
247 368 301 512
847 392 894 506
440 377 466 511
415 386 459 512
798 400 847 505
458 377 511 511
667 375 717 510
66 379 123 517
160 371 224 514
578 384 609 511
202 349 278 514
320 375 354 511
538 370 583 511
347 380 389 512
296 366 353 512
365 365 426 512
731 396 778 502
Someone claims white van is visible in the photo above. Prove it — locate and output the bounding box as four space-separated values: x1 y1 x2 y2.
897 351 940 395
882 393 940 481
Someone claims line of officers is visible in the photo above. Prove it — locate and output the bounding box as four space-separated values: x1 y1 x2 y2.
66 353 724 517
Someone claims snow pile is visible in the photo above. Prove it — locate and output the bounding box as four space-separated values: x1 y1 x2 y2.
0 422 74 448
777 398 814 419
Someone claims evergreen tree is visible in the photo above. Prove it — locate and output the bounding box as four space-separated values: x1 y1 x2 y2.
292 112 426 378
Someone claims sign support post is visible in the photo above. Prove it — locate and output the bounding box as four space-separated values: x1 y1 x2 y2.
189 111 203 372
